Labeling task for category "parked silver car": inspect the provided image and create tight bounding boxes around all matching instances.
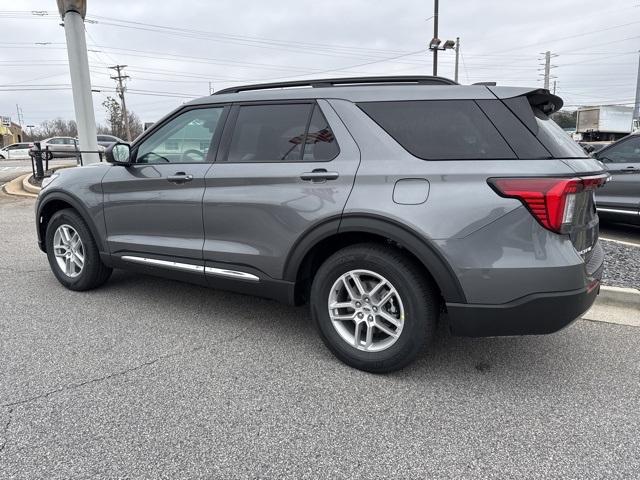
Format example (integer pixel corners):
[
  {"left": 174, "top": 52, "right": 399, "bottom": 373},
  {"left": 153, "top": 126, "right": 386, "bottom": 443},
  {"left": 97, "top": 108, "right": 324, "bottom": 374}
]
[
  {"left": 40, "top": 136, "right": 105, "bottom": 160},
  {"left": 594, "top": 133, "right": 640, "bottom": 224}
]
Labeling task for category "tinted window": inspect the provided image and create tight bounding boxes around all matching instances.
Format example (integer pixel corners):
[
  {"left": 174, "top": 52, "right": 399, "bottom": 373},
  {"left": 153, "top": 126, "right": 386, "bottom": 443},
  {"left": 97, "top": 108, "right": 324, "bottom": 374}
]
[
  {"left": 226, "top": 104, "right": 313, "bottom": 162},
  {"left": 476, "top": 100, "right": 551, "bottom": 159},
  {"left": 136, "top": 107, "right": 224, "bottom": 164},
  {"left": 534, "top": 110, "right": 586, "bottom": 159},
  {"left": 302, "top": 105, "right": 339, "bottom": 161},
  {"left": 359, "top": 100, "right": 515, "bottom": 160},
  {"left": 598, "top": 136, "right": 640, "bottom": 164}
]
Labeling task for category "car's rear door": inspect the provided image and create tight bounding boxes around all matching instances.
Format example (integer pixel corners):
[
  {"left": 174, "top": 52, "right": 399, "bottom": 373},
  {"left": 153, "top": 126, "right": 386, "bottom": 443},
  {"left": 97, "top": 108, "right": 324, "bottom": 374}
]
[
  {"left": 202, "top": 99, "right": 360, "bottom": 284},
  {"left": 596, "top": 135, "right": 640, "bottom": 219},
  {"left": 101, "top": 105, "right": 227, "bottom": 264}
]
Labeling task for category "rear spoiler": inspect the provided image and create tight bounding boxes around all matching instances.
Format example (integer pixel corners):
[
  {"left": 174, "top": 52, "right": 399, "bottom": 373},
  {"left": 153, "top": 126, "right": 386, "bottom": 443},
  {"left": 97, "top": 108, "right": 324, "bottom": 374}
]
[{"left": 488, "top": 86, "right": 563, "bottom": 114}]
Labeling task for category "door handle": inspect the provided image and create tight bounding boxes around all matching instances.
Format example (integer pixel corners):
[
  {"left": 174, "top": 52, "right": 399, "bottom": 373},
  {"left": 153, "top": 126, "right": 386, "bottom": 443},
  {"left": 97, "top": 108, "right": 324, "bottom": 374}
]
[
  {"left": 300, "top": 169, "right": 339, "bottom": 182},
  {"left": 167, "top": 173, "right": 193, "bottom": 184}
]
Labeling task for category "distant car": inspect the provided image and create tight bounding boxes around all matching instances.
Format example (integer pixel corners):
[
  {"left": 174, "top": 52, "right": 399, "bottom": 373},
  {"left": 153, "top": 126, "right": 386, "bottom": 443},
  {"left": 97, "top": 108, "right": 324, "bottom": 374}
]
[
  {"left": 39, "top": 137, "right": 105, "bottom": 160},
  {"left": 40, "top": 137, "right": 80, "bottom": 160},
  {"left": 579, "top": 141, "right": 611, "bottom": 154},
  {"left": 593, "top": 133, "right": 640, "bottom": 224},
  {"left": 97, "top": 134, "right": 123, "bottom": 148},
  {"left": 0, "top": 142, "right": 33, "bottom": 160}
]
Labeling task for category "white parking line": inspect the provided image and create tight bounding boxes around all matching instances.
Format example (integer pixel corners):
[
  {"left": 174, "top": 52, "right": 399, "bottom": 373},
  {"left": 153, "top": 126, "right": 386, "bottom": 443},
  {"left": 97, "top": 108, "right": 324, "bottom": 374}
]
[{"left": 600, "top": 237, "right": 640, "bottom": 248}]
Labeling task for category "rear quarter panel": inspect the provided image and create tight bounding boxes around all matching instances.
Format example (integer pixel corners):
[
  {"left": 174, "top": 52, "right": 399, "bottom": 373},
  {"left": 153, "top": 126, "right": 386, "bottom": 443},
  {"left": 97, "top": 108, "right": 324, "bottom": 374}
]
[{"left": 329, "top": 99, "right": 592, "bottom": 304}]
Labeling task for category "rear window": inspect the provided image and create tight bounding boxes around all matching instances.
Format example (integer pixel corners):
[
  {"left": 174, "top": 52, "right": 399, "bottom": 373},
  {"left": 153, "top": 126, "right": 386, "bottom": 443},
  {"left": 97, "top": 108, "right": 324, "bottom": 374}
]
[
  {"left": 534, "top": 110, "right": 586, "bottom": 158},
  {"left": 358, "top": 100, "right": 515, "bottom": 160}
]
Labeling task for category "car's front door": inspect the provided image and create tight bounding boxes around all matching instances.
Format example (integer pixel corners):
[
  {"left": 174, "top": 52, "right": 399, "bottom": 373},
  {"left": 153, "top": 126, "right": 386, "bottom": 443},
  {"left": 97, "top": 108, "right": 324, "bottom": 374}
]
[
  {"left": 596, "top": 135, "right": 640, "bottom": 219},
  {"left": 202, "top": 99, "right": 360, "bottom": 283},
  {"left": 102, "top": 105, "right": 227, "bottom": 262}
]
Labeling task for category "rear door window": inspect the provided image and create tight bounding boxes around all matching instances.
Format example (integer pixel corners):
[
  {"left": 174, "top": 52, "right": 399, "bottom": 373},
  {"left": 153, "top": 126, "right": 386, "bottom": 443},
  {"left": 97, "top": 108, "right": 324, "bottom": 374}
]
[
  {"left": 226, "top": 104, "right": 313, "bottom": 162},
  {"left": 358, "top": 100, "right": 515, "bottom": 160}
]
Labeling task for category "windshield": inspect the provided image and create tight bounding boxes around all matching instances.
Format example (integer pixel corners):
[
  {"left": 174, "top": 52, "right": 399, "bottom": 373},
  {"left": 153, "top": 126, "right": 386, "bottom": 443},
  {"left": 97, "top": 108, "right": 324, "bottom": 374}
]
[{"left": 534, "top": 110, "right": 587, "bottom": 158}]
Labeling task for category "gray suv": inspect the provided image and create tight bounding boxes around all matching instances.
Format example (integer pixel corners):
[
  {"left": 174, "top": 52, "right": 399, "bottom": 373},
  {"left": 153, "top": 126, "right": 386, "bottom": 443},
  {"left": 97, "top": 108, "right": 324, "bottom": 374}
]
[{"left": 35, "top": 76, "right": 608, "bottom": 372}]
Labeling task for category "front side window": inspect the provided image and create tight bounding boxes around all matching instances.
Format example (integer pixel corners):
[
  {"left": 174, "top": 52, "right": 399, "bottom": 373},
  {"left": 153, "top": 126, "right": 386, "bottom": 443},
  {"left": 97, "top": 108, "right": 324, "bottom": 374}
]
[
  {"left": 136, "top": 107, "right": 224, "bottom": 164},
  {"left": 359, "top": 100, "right": 515, "bottom": 160},
  {"left": 598, "top": 137, "right": 640, "bottom": 164},
  {"left": 226, "top": 104, "right": 312, "bottom": 162}
]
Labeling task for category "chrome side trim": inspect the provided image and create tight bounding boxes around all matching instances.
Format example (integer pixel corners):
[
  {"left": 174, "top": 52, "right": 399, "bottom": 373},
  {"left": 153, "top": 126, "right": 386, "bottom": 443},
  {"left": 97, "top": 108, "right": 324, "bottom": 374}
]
[
  {"left": 121, "top": 256, "right": 204, "bottom": 273},
  {"left": 120, "top": 255, "right": 260, "bottom": 282},
  {"left": 597, "top": 207, "right": 639, "bottom": 216},
  {"left": 205, "top": 266, "right": 259, "bottom": 282}
]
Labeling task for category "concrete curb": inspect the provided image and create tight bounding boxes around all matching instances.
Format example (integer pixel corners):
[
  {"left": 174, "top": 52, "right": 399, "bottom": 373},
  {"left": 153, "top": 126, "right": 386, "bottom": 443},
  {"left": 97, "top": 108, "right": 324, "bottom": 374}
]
[
  {"left": 2, "top": 173, "right": 37, "bottom": 198},
  {"left": 22, "top": 174, "right": 40, "bottom": 194},
  {"left": 583, "top": 286, "right": 640, "bottom": 327},
  {"left": 598, "top": 286, "right": 640, "bottom": 308}
]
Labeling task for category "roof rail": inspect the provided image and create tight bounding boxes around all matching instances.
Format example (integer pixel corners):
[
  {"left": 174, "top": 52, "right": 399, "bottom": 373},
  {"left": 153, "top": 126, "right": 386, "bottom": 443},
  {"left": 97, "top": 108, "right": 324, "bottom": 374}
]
[{"left": 213, "top": 75, "right": 457, "bottom": 95}]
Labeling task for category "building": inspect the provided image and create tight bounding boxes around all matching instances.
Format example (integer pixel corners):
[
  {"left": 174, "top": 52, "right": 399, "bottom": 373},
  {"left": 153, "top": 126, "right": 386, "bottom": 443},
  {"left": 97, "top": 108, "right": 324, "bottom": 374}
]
[{"left": 0, "top": 118, "right": 24, "bottom": 147}]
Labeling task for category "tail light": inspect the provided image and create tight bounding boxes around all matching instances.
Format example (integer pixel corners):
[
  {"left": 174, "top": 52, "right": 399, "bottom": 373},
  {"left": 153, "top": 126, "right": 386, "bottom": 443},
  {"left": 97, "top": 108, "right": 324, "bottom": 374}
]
[{"left": 488, "top": 174, "right": 608, "bottom": 233}]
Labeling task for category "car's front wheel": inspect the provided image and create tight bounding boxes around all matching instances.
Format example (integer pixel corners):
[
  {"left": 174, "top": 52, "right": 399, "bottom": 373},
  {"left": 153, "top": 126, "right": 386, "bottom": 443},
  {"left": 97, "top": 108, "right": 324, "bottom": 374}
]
[
  {"left": 45, "top": 209, "right": 112, "bottom": 291},
  {"left": 310, "top": 243, "right": 439, "bottom": 373}
]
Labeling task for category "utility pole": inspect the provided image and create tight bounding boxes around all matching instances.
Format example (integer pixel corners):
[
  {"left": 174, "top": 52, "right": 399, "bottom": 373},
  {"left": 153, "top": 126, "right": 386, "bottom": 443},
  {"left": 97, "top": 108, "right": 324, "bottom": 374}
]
[
  {"left": 109, "top": 64, "right": 131, "bottom": 141},
  {"left": 553, "top": 80, "right": 557, "bottom": 95},
  {"left": 208, "top": 81, "right": 213, "bottom": 95},
  {"left": 454, "top": 37, "right": 460, "bottom": 83},
  {"left": 57, "top": 0, "right": 100, "bottom": 164},
  {"left": 15, "top": 104, "right": 23, "bottom": 126},
  {"left": 633, "top": 50, "right": 640, "bottom": 126},
  {"left": 432, "top": 0, "right": 439, "bottom": 76},
  {"left": 543, "top": 51, "right": 551, "bottom": 90}
]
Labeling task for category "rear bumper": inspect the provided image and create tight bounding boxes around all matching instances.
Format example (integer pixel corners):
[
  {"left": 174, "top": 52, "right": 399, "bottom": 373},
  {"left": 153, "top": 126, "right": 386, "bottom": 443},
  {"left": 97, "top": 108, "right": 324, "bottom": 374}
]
[{"left": 446, "top": 284, "right": 599, "bottom": 337}]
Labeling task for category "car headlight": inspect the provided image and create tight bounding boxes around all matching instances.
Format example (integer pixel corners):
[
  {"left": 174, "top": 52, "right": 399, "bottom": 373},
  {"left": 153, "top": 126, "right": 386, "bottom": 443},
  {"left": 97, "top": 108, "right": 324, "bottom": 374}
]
[{"left": 41, "top": 173, "right": 59, "bottom": 189}]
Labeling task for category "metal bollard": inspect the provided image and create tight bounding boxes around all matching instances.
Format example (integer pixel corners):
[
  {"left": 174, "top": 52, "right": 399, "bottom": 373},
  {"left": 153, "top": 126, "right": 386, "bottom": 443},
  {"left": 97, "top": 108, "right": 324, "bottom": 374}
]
[{"left": 31, "top": 142, "right": 45, "bottom": 180}]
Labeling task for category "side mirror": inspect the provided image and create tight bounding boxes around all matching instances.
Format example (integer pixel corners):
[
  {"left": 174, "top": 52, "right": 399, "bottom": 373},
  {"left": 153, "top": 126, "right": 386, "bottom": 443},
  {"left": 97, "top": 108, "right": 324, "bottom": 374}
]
[{"left": 106, "top": 142, "right": 131, "bottom": 165}]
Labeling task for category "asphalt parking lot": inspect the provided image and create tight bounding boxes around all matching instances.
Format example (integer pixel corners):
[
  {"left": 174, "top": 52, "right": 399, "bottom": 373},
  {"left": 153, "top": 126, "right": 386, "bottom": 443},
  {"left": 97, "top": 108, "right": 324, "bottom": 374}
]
[{"left": 1, "top": 192, "right": 639, "bottom": 479}]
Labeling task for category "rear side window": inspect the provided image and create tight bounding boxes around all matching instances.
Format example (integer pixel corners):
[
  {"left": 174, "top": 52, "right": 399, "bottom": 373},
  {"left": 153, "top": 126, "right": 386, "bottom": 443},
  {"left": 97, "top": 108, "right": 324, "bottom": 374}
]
[
  {"left": 227, "top": 104, "right": 310, "bottom": 162},
  {"left": 534, "top": 111, "right": 586, "bottom": 158},
  {"left": 502, "top": 96, "right": 586, "bottom": 159},
  {"left": 303, "top": 105, "right": 340, "bottom": 161},
  {"left": 358, "top": 100, "right": 515, "bottom": 160}
]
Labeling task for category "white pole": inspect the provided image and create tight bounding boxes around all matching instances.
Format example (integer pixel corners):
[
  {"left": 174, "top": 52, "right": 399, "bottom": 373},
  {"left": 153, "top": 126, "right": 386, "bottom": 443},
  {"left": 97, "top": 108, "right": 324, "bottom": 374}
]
[{"left": 60, "top": 7, "right": 99, "bottom": 164}]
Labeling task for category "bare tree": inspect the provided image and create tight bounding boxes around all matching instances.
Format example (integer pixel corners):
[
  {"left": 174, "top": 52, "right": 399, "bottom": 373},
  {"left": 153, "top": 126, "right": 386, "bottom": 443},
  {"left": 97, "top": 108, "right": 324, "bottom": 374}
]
[{"left": 102, "top": 96, "right": 143, "bottom": 140}]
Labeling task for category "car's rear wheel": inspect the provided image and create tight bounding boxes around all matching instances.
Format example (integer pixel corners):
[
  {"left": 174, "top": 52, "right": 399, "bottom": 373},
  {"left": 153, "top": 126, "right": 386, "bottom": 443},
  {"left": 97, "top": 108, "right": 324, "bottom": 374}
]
[
  {"left": 45, "top": 209, "right": 112, "bottom": 291},
  {"left": 310, "top": 243, "right": 438, "bottom": 373}
]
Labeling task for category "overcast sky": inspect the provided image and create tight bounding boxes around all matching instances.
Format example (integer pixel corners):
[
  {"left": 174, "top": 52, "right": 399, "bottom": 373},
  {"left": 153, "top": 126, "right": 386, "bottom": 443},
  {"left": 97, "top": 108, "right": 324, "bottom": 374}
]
[{"left": 1, "top": 0, "right": 638, "bottom": 127}]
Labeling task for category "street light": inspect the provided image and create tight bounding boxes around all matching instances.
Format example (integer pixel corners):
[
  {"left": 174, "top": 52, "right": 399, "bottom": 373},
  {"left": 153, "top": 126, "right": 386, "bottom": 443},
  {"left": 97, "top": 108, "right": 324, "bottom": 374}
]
[{"left": 428, "top": 37, "right": 459, "bottom": 81}]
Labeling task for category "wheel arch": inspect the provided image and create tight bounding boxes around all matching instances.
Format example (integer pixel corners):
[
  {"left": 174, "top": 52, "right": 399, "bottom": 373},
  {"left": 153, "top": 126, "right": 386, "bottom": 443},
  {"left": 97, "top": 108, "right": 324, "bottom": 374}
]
[
  {"left": 37, "top": 191, "right": 105, "bottom": 253},
  {"left": 285, "top": 214, "right": 466, "bottom": 305}
]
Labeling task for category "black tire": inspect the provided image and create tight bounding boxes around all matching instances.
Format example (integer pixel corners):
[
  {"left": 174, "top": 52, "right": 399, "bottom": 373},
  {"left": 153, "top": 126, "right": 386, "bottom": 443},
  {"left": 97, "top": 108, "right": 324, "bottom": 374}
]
[
  {"left": 310, "top": 243, "right": 439, "bottom": 373},
  {"left": 45, "top": 208, "right": 112, "bottom": 291}
]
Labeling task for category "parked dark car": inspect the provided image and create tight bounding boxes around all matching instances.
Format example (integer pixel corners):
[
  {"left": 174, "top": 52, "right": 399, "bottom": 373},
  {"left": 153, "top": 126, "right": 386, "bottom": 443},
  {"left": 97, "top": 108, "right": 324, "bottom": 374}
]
[
  {"left": 97, "top": 134, "right": 123, "bottom": 148},
  {"left": 593, "top": 133, "right": 640, "bottom": 225},
  {"left": 35, "top": 76, "right": 608, "bottom": 372}
]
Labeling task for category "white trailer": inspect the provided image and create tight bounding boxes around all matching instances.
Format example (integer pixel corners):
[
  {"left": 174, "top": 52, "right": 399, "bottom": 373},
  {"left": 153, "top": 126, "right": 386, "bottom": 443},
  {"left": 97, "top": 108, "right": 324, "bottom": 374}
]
[{"left": 575, "top": 106, "right": 634, "bottom": 142}]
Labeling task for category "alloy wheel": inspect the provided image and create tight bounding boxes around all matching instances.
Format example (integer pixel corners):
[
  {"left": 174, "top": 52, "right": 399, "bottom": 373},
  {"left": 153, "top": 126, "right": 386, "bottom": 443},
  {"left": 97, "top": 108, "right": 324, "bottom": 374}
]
[
  {"left": 53, "top": 224, "right": 85, "bottom": 278},
  {"left": 328, "top": 269, "right": 405, "bottom": 352}
]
